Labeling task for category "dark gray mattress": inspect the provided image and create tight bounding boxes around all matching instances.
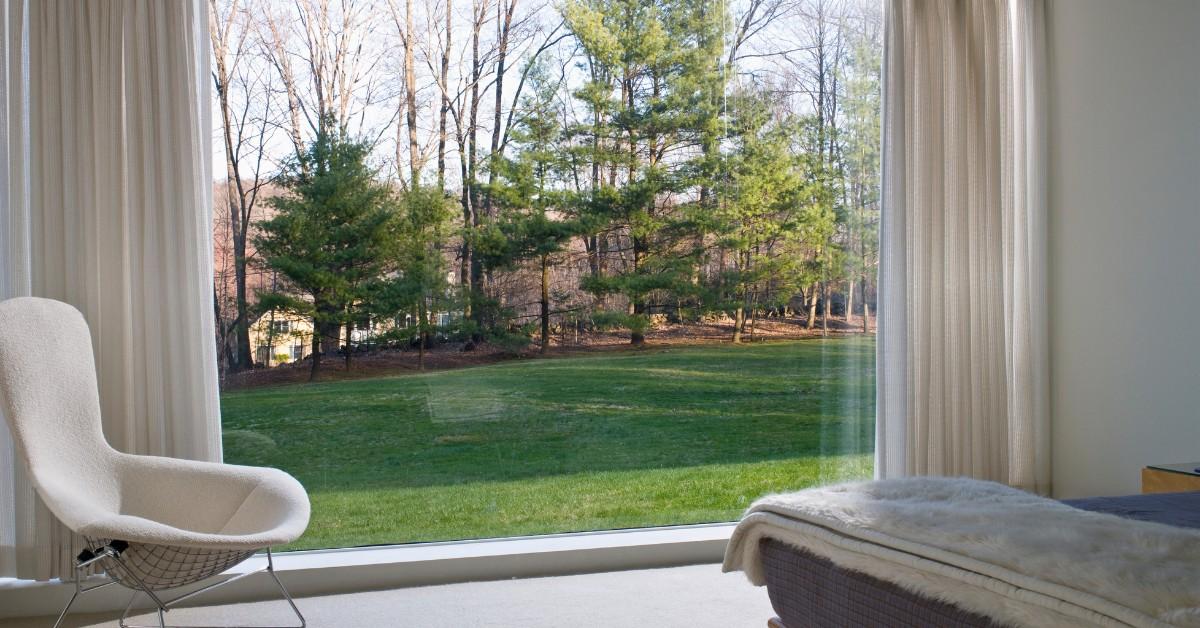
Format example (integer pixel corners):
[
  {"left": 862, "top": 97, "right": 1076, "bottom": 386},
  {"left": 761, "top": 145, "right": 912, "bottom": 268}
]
[
  {"left": 1061, "top": 490, "right": 1200, "bottom": 529},
  {"left": 761, "top": 490, "right": 1200, "bottom": 628}
]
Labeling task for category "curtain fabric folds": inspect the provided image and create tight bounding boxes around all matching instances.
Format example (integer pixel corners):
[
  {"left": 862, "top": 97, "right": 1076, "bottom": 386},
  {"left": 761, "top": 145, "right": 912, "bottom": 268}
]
[
  {"left": 876, "top": 0, "right": 1049, "bottom": 493},
  {"left": 0, "top": 0, "right": 219, "bottom": 581}
]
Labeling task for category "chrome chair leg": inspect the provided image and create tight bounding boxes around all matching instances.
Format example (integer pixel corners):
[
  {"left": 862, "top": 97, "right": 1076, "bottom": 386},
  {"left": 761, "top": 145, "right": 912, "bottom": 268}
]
[
  {"left": 266, "top": 549, "right": 306, "bottom": 628},
  {"left": 117, "top": 589, "right": 167, "bottom": 628},
  {"left": 51, "top": 581, "right": 81, "bottom": 628},
  {"left": 114, "top": 548, "right": 304, "bottom": 628},
  {"left": 54, "top": 560, "right": 120, "bottom": 628},
  {"left": 58, "top": 547, "right": 304, "bottom": 628}
]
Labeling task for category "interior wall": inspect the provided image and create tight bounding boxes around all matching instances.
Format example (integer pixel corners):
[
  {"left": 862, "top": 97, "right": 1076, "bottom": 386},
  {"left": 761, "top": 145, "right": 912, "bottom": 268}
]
[{"left": 1047, "top": 0, "right": 1200, "bottom": 497}]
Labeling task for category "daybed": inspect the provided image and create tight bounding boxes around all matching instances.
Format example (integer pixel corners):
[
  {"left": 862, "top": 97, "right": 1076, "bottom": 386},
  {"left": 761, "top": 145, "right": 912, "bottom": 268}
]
[{"left": 725, "top": 478, "right": 1200, "bottom": 628}]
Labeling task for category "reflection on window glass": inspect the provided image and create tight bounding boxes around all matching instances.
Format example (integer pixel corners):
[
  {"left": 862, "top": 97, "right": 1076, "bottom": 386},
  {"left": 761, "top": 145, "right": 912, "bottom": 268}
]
[{"left": 211, "top": 0, "right": 881, "bottom": 550}]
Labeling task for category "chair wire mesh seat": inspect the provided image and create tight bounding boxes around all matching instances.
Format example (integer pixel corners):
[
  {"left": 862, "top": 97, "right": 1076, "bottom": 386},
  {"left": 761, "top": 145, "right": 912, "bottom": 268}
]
[
  {"left": 0, "top": 297, "right": 311, "bottom": 628},
  {"left": 83, "top": 538, "right": 257, "bottom": 591}
]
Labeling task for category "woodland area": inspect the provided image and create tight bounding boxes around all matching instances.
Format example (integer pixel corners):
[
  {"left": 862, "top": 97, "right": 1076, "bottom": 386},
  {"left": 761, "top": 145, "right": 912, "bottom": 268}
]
[{"left": 209, "top": 0, "right": 882, "bottom": 380}]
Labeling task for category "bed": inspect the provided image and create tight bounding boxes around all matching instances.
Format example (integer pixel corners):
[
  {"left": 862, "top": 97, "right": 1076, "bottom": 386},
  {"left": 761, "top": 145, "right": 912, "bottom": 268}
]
[{"left": 724, "top": 479, "right": 1200, "bottom": 628}]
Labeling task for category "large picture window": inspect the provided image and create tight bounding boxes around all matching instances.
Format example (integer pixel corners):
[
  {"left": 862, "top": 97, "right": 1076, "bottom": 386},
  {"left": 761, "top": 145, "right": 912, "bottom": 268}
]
[{"left": 210, "top": 0, "right": 881, "bottom": 550}]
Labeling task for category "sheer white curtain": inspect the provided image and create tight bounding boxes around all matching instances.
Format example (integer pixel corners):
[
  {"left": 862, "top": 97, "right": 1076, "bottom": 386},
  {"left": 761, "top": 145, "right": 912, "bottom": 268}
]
[
  {"left": 0, "top": 0, "right": 219, "bottom": 581},
  {"left": 876, "top": 0, "right": 1049, "bottom": 493}
]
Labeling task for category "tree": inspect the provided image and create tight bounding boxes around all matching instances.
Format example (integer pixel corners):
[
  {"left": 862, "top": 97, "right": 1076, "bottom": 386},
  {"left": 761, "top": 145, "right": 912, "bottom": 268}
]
[
  {"left": 212, "top": 0, "right": 884, "bottom": 357},
  {"left": 255, "top": 127, "right": 399, "bottom": 381},
  {"left": 477, "top": 62, "right": 581, "bottom": 353},
  {"left": 464, "top": 0, "right": 491, "bottom": 323},
  {"left": 841, "top": 10, "right": 881, "bottom": 332},
  {"left": 210, "top": 0, "right": 277, "bottom": 372},
  {"left": 714, "top": 88, "right": 802, "bottom": 343},
  {"left": 374, "top": 187, "right": 455, "bottom": 370},
  {"left": 792, "top": 116, "right": 841, "bottom": 331},
  {"left": 261, "top": 0, "right": 387, "bottom": 143},
  {"left": 564, "top": 0, "right": 726, "bottom": 345},
  {"left": 436, "top": 0, "right": 452, "bottom": 191},
  {"left": 388, "top": 0, "right": 425, "bottom": 188}
]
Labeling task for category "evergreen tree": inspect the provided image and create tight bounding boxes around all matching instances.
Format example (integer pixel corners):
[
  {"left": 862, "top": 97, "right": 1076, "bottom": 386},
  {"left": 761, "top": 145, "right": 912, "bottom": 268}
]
[
  {"left": 370, "top": 187, "right": 455, "bottom": 370},
  {"left": 714, "top": 88, "right": 803, "bottom": 342},
  {"left": 564, "top": 0, "right": 728, "bottom": 345},
  {"left": 255, "top": 127, "right": 398, "bottom": 381},
  {"left": 478, "top": 62, "right": 582, "bottom": 354},
  {"left": 793, "top": 116, "right": 842, "bottom": 331},
  {"left": 842, "top": 21, "right": 882, "bottom": 331}
]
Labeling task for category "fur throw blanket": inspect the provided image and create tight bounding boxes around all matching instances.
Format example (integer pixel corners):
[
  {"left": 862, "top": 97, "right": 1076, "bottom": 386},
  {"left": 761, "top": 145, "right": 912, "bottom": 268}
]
[{"left": 723, "top": 477, "right": 1200, "bottom": 627}]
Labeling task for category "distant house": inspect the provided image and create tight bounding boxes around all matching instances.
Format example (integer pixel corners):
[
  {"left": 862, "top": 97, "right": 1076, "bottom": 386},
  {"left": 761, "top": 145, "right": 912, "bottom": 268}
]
[
  {"left": 248, "top": 312, "right": 314, "bottom": 368},
  {"left": 248, "top": 272, "right": 463, "bottom": 368},
  {"left": 249, "top": 304, "right": 462, "bottom": 369}
]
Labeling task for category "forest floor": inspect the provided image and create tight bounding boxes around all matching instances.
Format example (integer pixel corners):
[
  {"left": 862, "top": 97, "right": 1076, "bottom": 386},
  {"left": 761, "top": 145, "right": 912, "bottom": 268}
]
[
  {"left": 220, "top": 337, "right": 876, "bottom": 550},
  {"left": 222, "top": 314, "right": 875, "bottom": 390}
]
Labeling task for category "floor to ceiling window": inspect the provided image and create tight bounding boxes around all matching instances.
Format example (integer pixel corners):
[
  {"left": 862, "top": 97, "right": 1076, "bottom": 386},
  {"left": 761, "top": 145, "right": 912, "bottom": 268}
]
[{"left": 210, "top": 0, "right": 881, "bottom": 550}]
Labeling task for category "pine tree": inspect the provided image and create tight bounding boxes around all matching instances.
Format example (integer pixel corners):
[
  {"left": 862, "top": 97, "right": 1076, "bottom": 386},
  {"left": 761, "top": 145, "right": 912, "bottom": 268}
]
[
  {"left": 714, "top": 88, "right": 803, "bottom": 342},
  {"left": 793, "top": 117, "right": 842, "bottom": 332},
  {"left": 842, "top": 21, "right": 882, "bottom": 331},
  {"left": 255, "top": 127, "right": 398, "bottom": 381},
  {"left": 478, "top": 62, "right": 583, "bottom": 354},
  {"left": 369, "top": 187, "right": 455, "bottom": 370},
  {"left": 565, "top": 0, "right": 728, "bottom": 345}
]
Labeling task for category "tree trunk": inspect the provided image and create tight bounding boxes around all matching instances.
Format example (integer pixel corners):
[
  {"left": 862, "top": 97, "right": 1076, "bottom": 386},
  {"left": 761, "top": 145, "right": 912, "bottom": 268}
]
[
  {"left": 262, "top": 12, "right": 306, "bottom": 160},
  {"left": 479, "top": 1, "right": 516, "bottom": 305},
  {"left": 265, "top": 309, "right": 278, "bottom": 368},
  {"left": 309, "top": 319, "right": 333, "bottom": 382},
  {"left": 749, "top": 291, "right": 761, "bottom": 340},
  {"left": 417, "top": 301, "right": 427, "bottom": 371},
  {"left": 213, "top": 289, "right": 230, "bottom": 374},
  {"left": 597, "top": 232, "right": 608, "bottom": 279},
  {"left": 806, "top": 286, "right": 818, "bottom": 330},
  {"left": 467, "top": 0, "right": 484, "bottom": 329},
  {"left": 458, "top": 126, "right": 473, "bottom": 321},
  {"left": 862, "top": 277, "right": 871, "bottom": 333},
  {"left": 585, "top": 235, "right": 599, "bottom": 277},
  {"left": 630, "top": 235, "right": 645, "bottom": 346},
  {"left": 845, "top": 279, "right": 854, "bottom": 323},
  {"left": 822, "top": 282, "right": 830, "bottom": 336},
  {"left": 405, "top": 0, "right": 420, "bottom": 187},
  {"left": 437, "top": 0, "right": 451, "bottom": 191},
  {"left": 212, "top": 25, "right": 254, "bottom": 372},
  {"left": 485, "top": 0, "right": 516, "bottom": 210},
  {"left": 459, "top": 228, "right": 472, "bottom": 321},
  {"left": 732, "top": 305, "right": 745, "bottom": 343},
  {"left": 539, "top": 254, "right": 550, "bottom": 354},
  {"left": 630, "top": 312, "right": 645, "bottom": 346},
  {"left": 344, "top": 319, "right": 353, "bottom": 371},
  {"left": 232, "top": 222, "right": 252, "bottom": 370},
  {"left": 586, "top": 63, "right": 603, "bottom": 283}
]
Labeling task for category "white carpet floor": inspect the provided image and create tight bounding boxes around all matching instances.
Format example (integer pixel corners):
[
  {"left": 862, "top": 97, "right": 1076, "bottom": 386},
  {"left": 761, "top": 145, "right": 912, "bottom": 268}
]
[{"left": 0, "top": 564, "right": 773, "bottom": 628}]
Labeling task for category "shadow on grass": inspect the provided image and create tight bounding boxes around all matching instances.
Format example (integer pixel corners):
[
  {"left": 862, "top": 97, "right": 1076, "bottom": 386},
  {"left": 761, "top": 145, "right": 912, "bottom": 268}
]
[{"left": 285, "top": 454, "right": 874, "bottom": 550}]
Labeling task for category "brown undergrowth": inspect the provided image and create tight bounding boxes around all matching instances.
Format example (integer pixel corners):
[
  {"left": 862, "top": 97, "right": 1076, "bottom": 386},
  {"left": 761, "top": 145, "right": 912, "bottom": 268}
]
[{"left": 220, "top": 314, "right": 876, "bottom": 390}]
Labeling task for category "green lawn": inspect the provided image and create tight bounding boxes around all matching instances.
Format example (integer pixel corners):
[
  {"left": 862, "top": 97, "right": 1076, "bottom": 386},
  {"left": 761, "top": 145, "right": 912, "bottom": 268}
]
[{"left": 221, "top": 337, "right": 876, "bottom": 550}]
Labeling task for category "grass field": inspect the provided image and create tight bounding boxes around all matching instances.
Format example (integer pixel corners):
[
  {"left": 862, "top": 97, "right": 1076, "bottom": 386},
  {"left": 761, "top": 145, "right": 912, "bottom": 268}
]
[{"left": 220, "top": 337, "right": 876, "bottom": 550}]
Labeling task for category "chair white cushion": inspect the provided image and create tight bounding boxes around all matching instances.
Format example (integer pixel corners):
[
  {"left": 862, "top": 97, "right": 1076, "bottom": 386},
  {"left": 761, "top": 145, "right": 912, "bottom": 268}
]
[{"left": 0, "top": 297, "right": 310, "bottom": 550}]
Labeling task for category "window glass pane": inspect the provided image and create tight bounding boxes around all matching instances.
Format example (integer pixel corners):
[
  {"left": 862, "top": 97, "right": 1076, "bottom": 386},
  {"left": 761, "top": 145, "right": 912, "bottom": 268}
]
[{"left": 211, "top": 0, "right": 881, "bottom": 551}]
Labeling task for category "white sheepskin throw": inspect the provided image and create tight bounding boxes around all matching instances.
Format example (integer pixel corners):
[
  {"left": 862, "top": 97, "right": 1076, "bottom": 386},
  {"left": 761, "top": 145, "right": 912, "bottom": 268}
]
[{"left": 724, "top": 477, "right": 1200, "bottom": 628}]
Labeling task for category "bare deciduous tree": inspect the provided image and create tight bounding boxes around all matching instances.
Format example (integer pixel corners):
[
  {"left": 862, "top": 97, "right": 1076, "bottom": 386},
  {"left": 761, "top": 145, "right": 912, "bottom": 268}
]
[{"left": 210, "top": 0, "right": 278, "bottom": 371}]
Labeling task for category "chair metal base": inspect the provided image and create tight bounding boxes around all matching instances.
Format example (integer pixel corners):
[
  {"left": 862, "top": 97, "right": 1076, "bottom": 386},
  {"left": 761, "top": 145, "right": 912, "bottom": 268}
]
[{"left": 53, "top": 548, "right": 305, "bottom": 628}]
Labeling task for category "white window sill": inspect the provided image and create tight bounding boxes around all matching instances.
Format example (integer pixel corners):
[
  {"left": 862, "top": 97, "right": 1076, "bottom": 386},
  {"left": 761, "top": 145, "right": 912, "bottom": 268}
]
[{"left": 0, "top": 523, "right": 735, "bottom": 619}]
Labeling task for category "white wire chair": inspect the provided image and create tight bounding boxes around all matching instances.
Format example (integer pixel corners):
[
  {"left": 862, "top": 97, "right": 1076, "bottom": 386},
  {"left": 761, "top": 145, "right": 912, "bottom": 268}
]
[{"left": 0, "top": 297, "right": 310, "bottom": 628}]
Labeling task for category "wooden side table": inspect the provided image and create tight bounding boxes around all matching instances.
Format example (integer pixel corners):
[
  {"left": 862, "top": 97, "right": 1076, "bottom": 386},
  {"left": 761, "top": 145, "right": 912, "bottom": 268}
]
[{"left": 1142, "top": 462, "right": 1200, "bottom": 494}]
